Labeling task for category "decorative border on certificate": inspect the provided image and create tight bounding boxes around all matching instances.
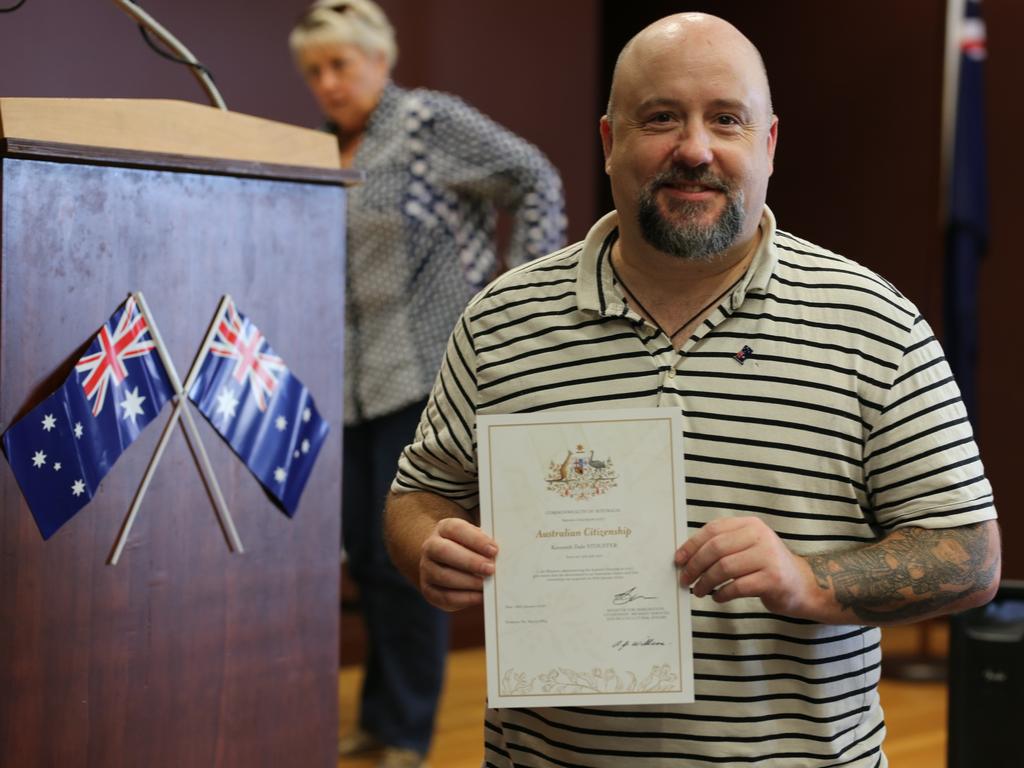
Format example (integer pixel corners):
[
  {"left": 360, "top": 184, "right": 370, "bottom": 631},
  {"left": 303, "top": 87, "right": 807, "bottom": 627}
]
[{"left": 478, "top": 408, "right": 694, "bottom": 709}]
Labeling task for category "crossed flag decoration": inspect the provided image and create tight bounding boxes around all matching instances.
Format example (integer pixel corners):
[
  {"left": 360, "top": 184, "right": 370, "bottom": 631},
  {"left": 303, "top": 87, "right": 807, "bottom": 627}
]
[{"left": 1, "top": 293, "right": 329, "bottom": 563}]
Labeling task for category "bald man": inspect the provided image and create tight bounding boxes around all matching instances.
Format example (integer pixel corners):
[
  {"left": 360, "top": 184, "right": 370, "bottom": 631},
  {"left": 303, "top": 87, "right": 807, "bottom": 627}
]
[{"left": 385, "top": 14, "right": 999, "bottom": 767}]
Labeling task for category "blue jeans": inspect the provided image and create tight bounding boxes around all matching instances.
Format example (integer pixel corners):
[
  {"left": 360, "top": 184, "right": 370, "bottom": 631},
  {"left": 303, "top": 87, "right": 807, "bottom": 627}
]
[{"left": 343, "top": 399, "right": 449, "bottom": 753}]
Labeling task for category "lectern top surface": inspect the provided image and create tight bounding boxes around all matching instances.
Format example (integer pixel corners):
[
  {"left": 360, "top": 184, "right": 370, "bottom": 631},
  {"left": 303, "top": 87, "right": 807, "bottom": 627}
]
[{"left": 0, "top": 97, "right": 341, "bottom": 171}]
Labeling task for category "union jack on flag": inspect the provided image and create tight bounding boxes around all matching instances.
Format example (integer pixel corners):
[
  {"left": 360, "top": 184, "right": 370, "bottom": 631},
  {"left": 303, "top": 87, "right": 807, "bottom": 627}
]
[
  {"left": 74, "top": 296, "right": 158, "bottom": 416},
  {"left": 207, "top": 301, "right": 286, "bottom": 412},
  {"left": 2, "top": 296, "right": 174, "bottom": 539},
  {"left": 188, "top": 298, "right": 329, "bottom": 517}
]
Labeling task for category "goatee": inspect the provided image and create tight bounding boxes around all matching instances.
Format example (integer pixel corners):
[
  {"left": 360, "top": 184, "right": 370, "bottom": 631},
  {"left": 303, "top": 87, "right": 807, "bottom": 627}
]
[{"left": 637, "top": 168, "right": 744, "bottom": 261}]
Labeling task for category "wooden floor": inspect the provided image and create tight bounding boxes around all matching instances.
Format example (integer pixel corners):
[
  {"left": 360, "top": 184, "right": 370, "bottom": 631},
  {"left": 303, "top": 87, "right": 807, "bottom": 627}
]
[
  {"left": 338, "top": 647, "right": 487, "bottom": 768},
  {"left": 338, "top": 642, "right": 948, "bottom": 768}
]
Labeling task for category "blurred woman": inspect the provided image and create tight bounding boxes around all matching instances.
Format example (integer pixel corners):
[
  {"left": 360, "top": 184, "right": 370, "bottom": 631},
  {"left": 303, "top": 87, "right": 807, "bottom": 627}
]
[{"left": 289, "top": 3, "right": 566, "bottom": 766}]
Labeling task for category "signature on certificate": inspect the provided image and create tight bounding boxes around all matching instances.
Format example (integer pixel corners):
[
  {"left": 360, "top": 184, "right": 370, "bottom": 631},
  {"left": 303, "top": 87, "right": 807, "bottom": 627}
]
[
  {"left": 612, "top": 636, "right": 667, "bottom": 651},
  {"left": 612, "top": 586, "right": 657, "bottom": 605}
]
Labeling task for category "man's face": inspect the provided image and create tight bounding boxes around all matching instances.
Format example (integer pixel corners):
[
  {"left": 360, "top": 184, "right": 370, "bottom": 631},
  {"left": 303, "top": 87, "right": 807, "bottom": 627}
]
[
  {"left": 299, "top": 42, "right": 389, "bottom": 134},
  {"left": 600, "top": 31, "right": 778, "bottom": 260}
]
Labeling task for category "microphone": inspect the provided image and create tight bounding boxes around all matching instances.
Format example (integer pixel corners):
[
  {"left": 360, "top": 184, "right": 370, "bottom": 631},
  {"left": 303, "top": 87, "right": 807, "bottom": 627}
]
[{"left": 111, "top": 0, "right": 227, "bottom": 110}]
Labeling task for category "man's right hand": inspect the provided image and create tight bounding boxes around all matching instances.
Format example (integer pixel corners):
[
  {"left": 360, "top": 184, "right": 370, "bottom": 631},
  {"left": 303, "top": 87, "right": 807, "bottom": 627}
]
[{"left": 419, "top": 517, "right": 498, "bottom": 612}]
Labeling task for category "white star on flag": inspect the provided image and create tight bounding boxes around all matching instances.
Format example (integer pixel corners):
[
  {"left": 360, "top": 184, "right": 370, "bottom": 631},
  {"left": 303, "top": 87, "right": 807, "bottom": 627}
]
[
  {"left": 273, "top": 467, "right": 286, "bottom": 483},
  {"left": 302, "top": 408, "right": 311, "bottom": 423},
  {"left": 275, "top": 416, "right": 287, "bottom": 431},
  {"left": 42, "top": 414, "right": 56, "bottom": 432},
  {"left": 301, "top": 439, "right": 310, "bottom": 454},
  {"left": 120, "top": 386, "right": 147, "bottom": 422},
  {"left": 215, "top": 387, "right": 239, "bottom": 423},
  {"left": 74, "top": 422, "right": 83, "bottom": 439},
  {"left": 71, "top": 479, "right": 86, "bottom": 497},
  {"left": 53, "top": 462, "right": 62, "bottom": 472},
  {"left": 32, "top": 450, "right": 47, "bottom": 468}
]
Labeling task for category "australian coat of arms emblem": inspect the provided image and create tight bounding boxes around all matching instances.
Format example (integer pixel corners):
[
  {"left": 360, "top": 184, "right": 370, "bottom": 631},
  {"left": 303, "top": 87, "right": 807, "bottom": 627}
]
[{"left": 545, "top": 443, "right": 618, "bottom": 501}]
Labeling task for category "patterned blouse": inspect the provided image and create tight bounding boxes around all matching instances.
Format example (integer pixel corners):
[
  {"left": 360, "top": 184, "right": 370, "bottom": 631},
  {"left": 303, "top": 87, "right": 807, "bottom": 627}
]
[{"left": 341, "top": 82, "right": 567, "bottom": 424}]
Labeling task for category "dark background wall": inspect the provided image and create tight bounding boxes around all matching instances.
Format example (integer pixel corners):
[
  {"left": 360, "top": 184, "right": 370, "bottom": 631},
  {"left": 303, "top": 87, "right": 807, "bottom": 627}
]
[
  {"left": 1, "top": 0, "right": 1018, "bottom": 577},
  {"left": 0, "top": 0, "right": 599, "bottom": 242}
]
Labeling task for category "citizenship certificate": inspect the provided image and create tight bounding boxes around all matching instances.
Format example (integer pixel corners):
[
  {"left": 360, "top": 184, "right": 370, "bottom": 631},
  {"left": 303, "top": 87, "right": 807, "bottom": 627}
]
[{"left": 478, "top": 408, "right": 694, "bottom": 709}]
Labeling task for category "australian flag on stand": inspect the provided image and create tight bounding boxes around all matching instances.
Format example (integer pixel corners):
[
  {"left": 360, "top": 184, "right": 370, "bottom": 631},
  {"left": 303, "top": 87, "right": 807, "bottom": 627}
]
[
  {"left": 944, "top": 0, "right": 989, "bottom": 425},
  {"left": 2, "top": 296, "right": 174, "bottom": 539},
  {"left": 187, "top": 299, "right": 329, "bottom": 516}
]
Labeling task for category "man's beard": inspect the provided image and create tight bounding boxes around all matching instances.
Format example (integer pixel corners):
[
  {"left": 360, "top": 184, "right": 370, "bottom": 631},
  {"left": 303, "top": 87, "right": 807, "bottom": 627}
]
[{"left": 637, "top": 168, "right": 745, "bottom": 261}]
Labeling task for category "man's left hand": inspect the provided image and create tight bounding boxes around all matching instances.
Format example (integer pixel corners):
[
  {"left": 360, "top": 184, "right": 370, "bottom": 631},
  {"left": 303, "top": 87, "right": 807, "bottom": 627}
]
[{"left": 674, "top": 516, "right": 817, "bottom": 618}]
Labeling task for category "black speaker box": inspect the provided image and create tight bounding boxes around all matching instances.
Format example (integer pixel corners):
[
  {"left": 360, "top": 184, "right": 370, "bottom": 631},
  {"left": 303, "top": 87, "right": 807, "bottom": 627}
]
[{"left": 948, "top": 579, "right": 1024, "bottom": 767}]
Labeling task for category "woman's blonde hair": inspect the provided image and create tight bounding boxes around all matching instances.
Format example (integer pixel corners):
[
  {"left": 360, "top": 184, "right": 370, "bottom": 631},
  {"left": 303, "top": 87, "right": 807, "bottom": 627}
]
[{"left": 289, "top": 0, "right": 398, "bottom": 69}]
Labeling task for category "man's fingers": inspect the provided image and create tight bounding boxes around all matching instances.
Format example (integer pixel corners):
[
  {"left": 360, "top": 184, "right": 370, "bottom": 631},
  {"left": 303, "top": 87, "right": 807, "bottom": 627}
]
[
  {"left": 709, "top": 571, "right": 779, "bottom": 604},
  {"left": 422, "top": 560, "right": 487, "bottom": 592},
  {"left": 425, "top": 532, "right": 495, "bottom": 577},
  {"left": 418, "top": 516, "right": 499, "bottom": 612},
  {"left": 422, "top": 585, "right": 484, "bottom": 612},
  {"left": 437, "top": 516, "right": 498, "bottom": 558},
  {"left": 675, "top": 516, "right": 748, "bottom": 565},
  {"left": 678, "top": 527, "right": 757, "bottom": 588},
  {"left": 689, "top": 552, "right": 750, "bottom": 597}
]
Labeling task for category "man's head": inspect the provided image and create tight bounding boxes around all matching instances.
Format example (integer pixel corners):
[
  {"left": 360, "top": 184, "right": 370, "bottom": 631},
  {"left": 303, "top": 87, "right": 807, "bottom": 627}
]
[{"left": 600, "top": 14, "right": 778, "bottom": 262}]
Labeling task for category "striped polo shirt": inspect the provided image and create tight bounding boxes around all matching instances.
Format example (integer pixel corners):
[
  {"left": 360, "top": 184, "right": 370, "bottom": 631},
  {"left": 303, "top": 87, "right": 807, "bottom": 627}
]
[{"left": 394, "top": 207, "right": 996, "bottom": 767}]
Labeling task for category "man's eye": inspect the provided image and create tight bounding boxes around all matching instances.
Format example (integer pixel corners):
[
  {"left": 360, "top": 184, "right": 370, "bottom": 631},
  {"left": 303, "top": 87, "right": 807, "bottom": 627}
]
[
  {"left": 715, "top": 115, "right": 740, "bottom": 126},
  {"left": 648, "top": 112, "right": 675, "bottom": 124}
]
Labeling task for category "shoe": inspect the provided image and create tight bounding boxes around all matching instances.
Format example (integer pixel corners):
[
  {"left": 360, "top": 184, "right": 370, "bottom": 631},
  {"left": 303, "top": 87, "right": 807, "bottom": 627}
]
[
  {"left": 338, "top": 727, "right": 382, "bottom": 757},
  {"left": 377, "top": 746, "right": 428, "bottom": 768}
]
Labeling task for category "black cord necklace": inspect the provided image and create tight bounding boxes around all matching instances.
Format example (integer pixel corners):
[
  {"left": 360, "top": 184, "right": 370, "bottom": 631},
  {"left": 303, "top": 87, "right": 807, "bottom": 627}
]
[{"left": 612, "top": 262, "right": 744, "bottom": 340}]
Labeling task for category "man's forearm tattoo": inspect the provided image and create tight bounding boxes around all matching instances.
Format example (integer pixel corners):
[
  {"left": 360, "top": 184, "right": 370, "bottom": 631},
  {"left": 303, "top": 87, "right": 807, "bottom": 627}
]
[{"left": 806, "top": 523, "right": 998, "bottom": 623}]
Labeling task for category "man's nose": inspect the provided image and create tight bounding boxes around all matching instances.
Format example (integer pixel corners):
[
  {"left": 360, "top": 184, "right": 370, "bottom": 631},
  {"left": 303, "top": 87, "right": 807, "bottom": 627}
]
[{"left": 671, "top": 124, "right": 714, "bottom": 168}]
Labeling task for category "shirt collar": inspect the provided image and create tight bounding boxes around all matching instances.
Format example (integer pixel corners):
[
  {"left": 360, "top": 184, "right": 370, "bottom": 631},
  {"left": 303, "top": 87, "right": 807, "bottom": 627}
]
[
  {"left": 577, "top": 206, "right": 780, "bottom": 317},
  {"left": 363, "top": 80, "right": 400, "bottom": 134},
  {"left": 325, "top": 81, "right": 401, "bottom": 137}
]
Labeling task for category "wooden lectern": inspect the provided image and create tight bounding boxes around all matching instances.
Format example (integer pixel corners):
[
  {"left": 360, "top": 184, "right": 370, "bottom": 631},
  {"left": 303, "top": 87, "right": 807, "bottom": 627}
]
[{"left": 0, "top": 99, "right": 358, "bottom": 768}]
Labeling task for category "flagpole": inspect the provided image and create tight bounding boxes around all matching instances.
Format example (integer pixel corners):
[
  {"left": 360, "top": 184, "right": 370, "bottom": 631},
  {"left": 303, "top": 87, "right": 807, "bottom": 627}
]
[
  {"left": 109, "top": 293, "right": 242, "bottom": 564},
  {"left": 141, "top": 292, "right": 241, "bottom": 548},
  {"left": 940, "top": 0, "right": 966, "bottom": 226},
  {"left": 161, "top": 295, "right": 243, "bottom": 552}
]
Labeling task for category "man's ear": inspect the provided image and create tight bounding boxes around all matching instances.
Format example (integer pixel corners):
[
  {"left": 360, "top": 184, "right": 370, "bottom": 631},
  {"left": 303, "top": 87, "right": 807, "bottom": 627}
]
[
  {"left": 766, "top": 115, "right": 779, "bottom": 176},
  {"left": 599, "top": 115, "right": 614, "bottom": 174}
]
